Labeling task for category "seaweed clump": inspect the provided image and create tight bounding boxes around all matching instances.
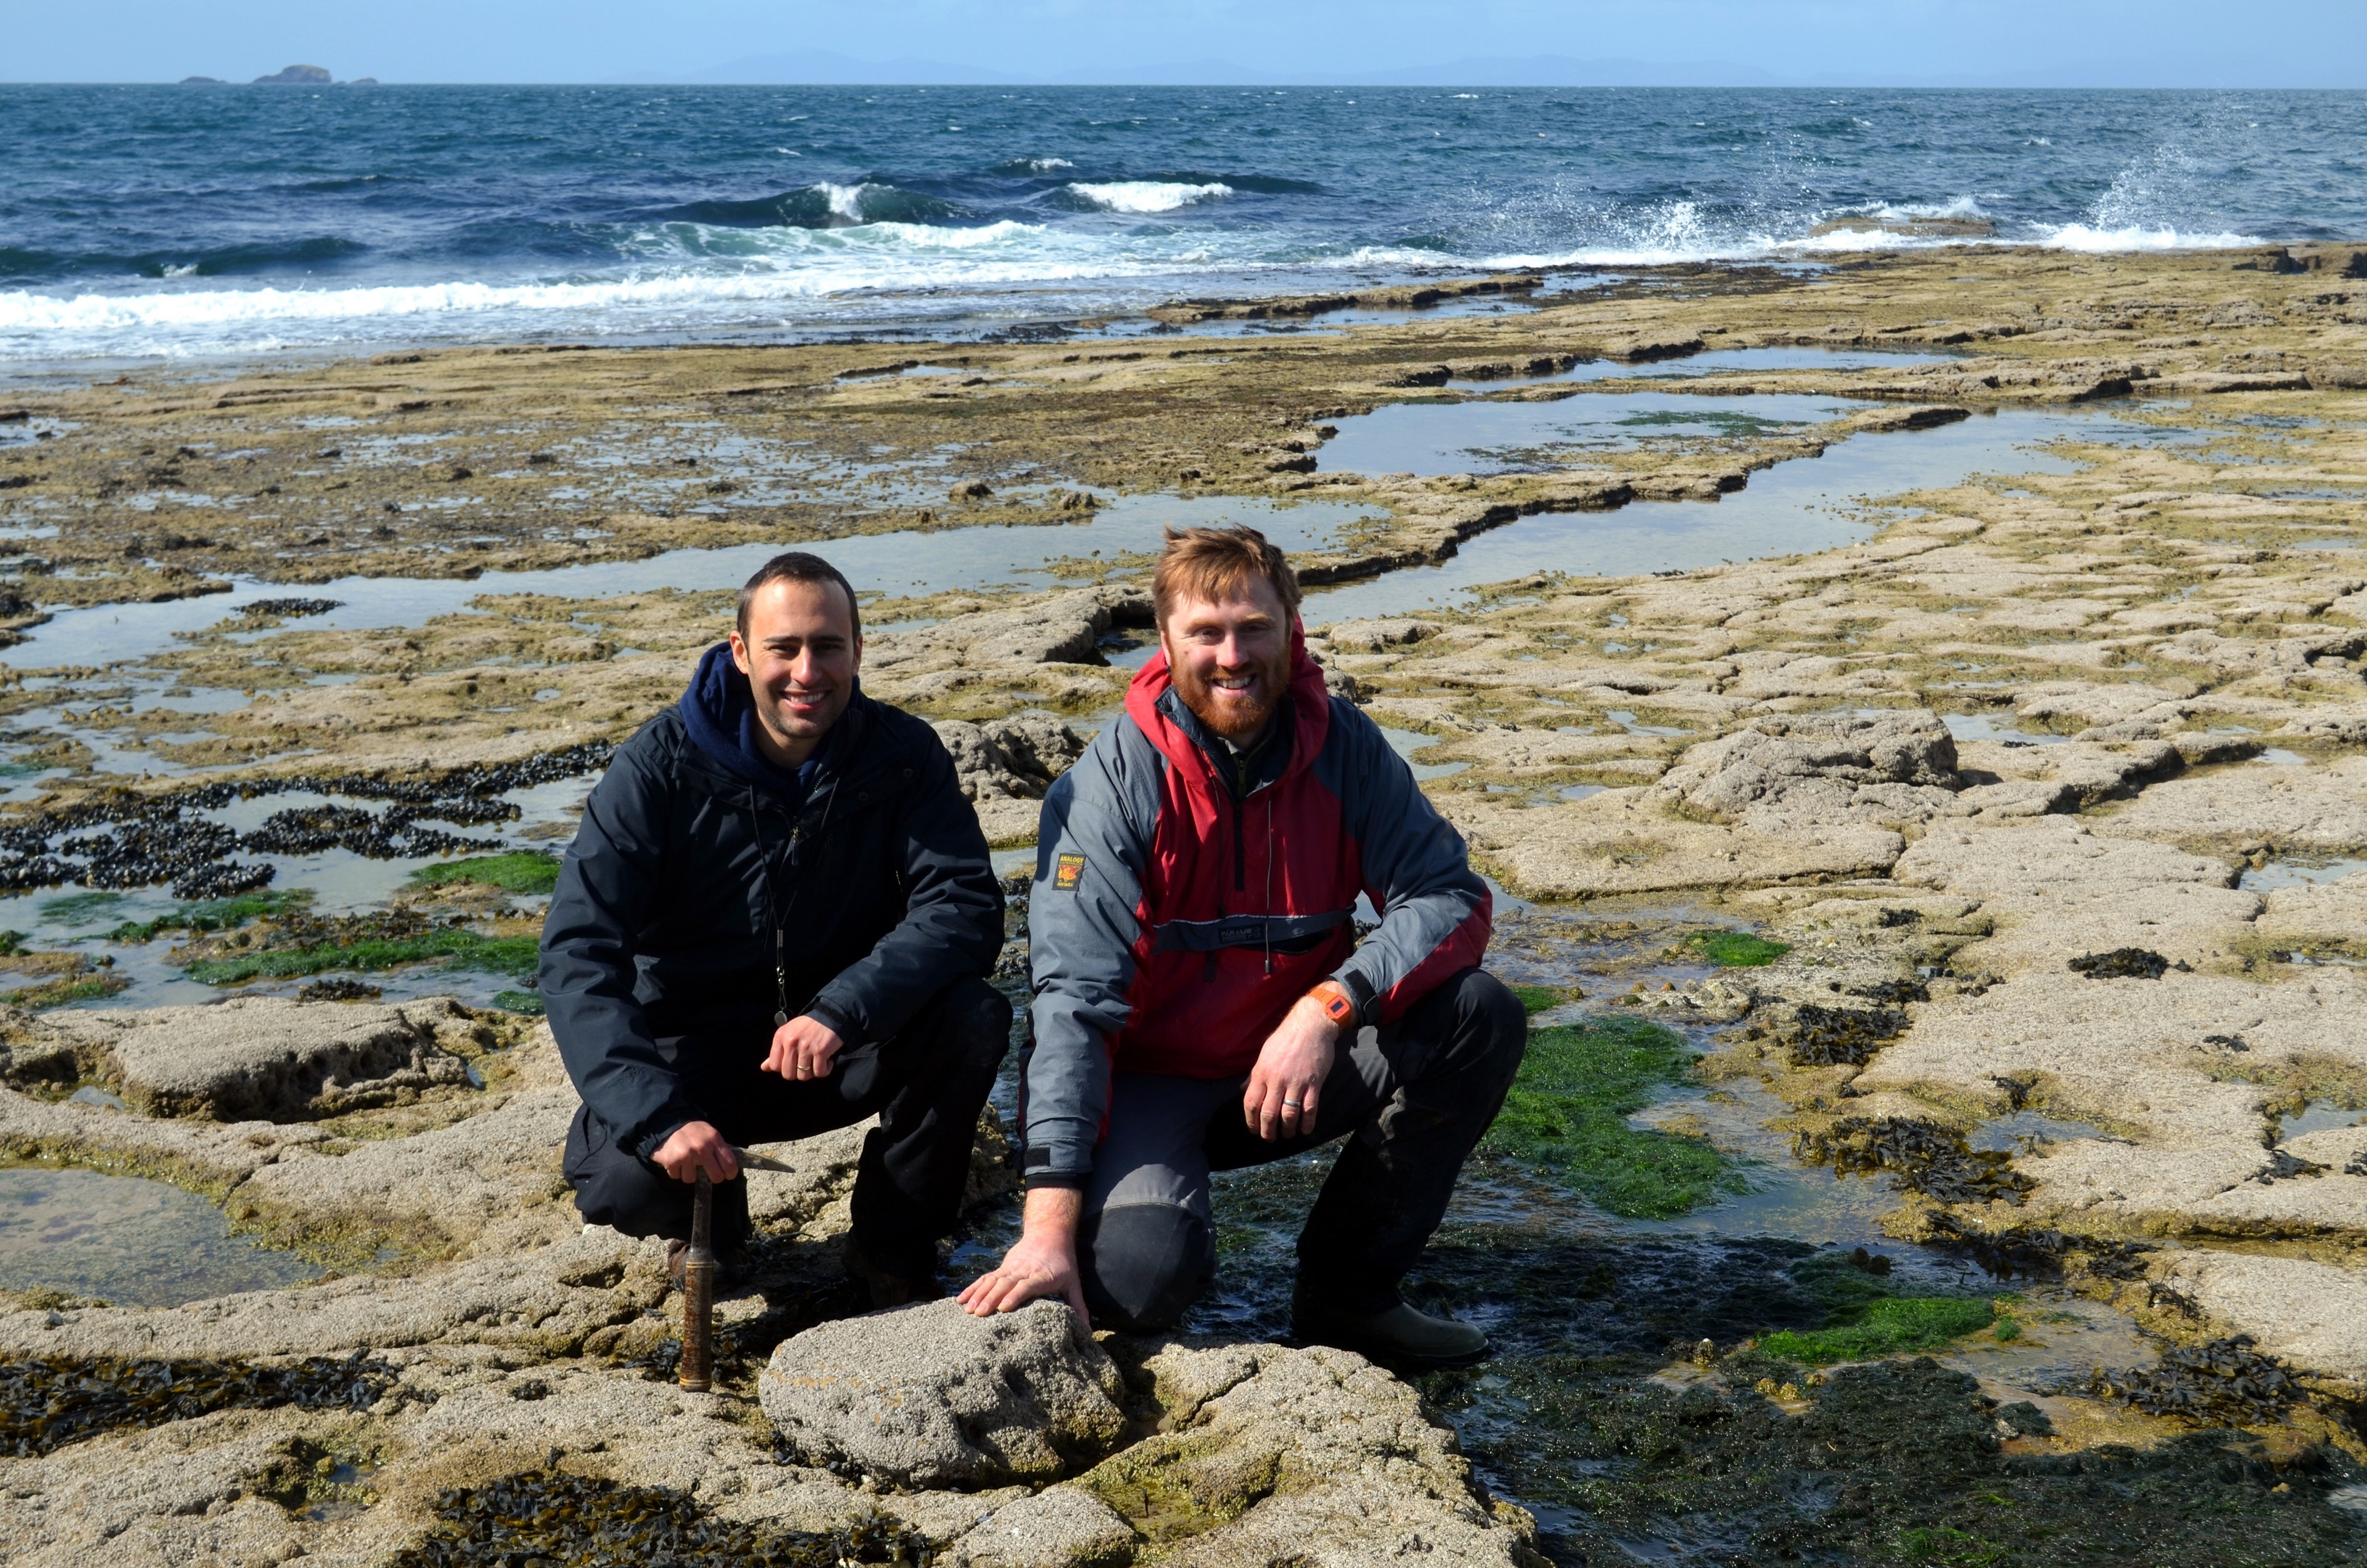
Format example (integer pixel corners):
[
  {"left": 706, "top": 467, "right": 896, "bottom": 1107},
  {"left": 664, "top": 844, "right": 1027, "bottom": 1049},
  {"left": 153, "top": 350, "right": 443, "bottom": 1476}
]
[
  {"left": 0, "top": 741, "right": 613, "bottom": 896},
  {"left": 1453, "top": 1355, "right": 2367, "bottom": 1565},
  {"left": 0, "top": 1350, "right": 393, "bottom": 1457},
  {"left": 1798, "top": 1116, "right": 2037, "bottom": 1206},
  {"left": 2088, "top": 1336, "right": 2311, "bottom": 1428},
  {"left": 391, "top": 1470, "right": 923, "bottom": 1568},
  {"left": 2070, "top": 947, "right": 2172, "bottom": 980},
  {"left": 1778, "top": 1002, "right": 1906, "bottom": 1067}
]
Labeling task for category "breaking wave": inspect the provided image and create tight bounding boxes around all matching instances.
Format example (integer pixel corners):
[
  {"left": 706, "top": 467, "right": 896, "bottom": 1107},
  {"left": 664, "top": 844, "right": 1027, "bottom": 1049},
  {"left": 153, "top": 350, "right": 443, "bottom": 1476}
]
[{"left": 1066, "top": 181, "right": 1233, "bottom": 214}]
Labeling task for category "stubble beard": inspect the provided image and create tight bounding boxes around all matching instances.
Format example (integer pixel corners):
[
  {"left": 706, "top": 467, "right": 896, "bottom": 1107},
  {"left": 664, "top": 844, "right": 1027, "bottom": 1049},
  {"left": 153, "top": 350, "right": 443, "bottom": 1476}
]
[{"left": 759, "top": 680, "right": 847, "bottom": 748}]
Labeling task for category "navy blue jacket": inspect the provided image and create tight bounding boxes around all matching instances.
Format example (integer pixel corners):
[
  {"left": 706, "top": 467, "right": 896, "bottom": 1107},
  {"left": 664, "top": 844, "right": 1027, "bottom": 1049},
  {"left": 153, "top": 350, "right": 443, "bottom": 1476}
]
[{"left": 539, "top": 645, "right": 1004, "bottom": 1157}]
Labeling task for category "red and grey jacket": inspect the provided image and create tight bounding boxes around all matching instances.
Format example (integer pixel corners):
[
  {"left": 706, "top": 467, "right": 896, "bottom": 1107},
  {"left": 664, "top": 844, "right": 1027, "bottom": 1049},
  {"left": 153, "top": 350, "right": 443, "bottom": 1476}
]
[{"left": 1021, "top": 628, "right": 1493, "bottom": 1186}]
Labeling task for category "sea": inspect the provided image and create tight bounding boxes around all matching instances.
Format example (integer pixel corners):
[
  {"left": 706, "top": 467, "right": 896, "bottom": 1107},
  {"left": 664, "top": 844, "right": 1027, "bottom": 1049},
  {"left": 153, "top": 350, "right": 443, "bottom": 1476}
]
[{"left": 1, "top": 83, "right": 2363, "bottom": 367}]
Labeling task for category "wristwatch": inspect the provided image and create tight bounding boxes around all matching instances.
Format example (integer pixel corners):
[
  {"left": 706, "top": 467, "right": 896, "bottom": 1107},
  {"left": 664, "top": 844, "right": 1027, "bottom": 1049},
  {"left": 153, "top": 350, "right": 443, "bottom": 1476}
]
[{"left": 1308, "top": 979, "right": 1355, "bottom": 1027}]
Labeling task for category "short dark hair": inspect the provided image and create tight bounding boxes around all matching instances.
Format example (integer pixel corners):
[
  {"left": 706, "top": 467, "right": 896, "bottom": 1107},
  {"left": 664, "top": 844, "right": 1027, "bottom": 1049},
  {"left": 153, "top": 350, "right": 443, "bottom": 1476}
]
[{"left": 737, "top": 551, "right": 861, "bottom": 640}]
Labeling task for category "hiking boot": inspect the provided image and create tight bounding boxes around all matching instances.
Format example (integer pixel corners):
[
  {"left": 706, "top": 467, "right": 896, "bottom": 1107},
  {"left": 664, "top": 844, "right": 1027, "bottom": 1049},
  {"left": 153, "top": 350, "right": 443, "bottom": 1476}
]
[
  {"left": 844, "top": 1238, "right": 945, "bottom": 1311},
  {"left": 1292, "top": 1282, "right": 1489, "bottom": 1368},
  {"left": 666, "top": 1238, "right": 753, "bottom": 1291}
]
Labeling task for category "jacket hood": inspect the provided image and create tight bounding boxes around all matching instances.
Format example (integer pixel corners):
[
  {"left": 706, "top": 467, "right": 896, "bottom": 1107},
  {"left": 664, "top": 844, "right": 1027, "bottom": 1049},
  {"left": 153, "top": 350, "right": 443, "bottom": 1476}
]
[
  {"left": 679, "top": 641, "right": 849, "bottom": 793},
  {"left": 1125, "top": 620, "right": 1331, "bottom": 795}
]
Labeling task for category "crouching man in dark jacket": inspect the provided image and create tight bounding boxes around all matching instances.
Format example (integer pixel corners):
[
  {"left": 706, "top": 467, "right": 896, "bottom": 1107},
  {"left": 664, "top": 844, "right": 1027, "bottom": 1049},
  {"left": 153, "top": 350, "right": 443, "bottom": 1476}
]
[{"left": 539, "top": 551, "right": 1010, "bottom": 1303}]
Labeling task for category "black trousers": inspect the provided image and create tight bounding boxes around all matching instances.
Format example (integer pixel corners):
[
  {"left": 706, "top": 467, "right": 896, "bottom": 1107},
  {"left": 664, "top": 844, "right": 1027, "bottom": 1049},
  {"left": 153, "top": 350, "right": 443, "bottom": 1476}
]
[
  {"left": 1074, "top": 966, "right": 1526, "bottom": 1331},
  {"left": 563, "top": 974, "right": 1011, "bottom": 1280}
]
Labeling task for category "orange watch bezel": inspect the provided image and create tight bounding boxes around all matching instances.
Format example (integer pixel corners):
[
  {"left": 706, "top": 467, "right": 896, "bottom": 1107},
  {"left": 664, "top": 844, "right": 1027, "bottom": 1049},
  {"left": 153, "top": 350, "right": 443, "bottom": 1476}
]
[{"left": 1311, "top": 981, "right": 1354, "bottom": 1025}]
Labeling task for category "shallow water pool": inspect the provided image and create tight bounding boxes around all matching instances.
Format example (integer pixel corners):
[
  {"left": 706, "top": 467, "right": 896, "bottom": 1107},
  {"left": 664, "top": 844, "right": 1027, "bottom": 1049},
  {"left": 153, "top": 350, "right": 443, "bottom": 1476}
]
[
  {"left": 1299, "top": 407, "right": 2111, "bottom": 624},
  {"left": 0, "top": 1163, "right": 321, "bottom": 1306},
  {"left": 0, "top": 492, "right": 1381, "bottom": 671},
  {"left": 1316, "top": 390, "right": 1867, "bottom": 478}
]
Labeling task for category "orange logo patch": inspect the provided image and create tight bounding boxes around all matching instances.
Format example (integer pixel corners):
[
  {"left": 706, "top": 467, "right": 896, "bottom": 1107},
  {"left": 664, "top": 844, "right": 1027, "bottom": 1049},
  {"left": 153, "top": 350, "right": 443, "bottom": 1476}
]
[{"left": 1052, "top": 854, "right": 1086, "bottom": 891}]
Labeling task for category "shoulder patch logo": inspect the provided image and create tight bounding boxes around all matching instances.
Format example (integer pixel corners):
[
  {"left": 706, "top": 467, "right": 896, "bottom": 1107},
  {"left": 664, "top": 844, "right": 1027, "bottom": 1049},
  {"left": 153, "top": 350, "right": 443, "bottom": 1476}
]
[{"left": 1052, "top": 853, "right": 1086, "bottom": 891}]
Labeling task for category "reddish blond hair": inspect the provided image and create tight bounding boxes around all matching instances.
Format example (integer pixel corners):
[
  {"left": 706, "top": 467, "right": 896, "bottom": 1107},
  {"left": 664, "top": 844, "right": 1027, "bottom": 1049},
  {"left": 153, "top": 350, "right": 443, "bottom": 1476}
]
[{"left": 1151, "top": 525, "right": 1301, "bottom": 626}]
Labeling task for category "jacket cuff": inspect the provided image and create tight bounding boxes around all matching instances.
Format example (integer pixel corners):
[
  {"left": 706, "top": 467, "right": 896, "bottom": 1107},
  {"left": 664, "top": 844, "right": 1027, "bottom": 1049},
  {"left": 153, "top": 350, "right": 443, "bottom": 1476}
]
[
  {"left": 633, "top": 1117, "right": 690, "bottom": 1161},
  {"left": 1021, "top": 1143, "right": 1091, "bottom": 1187},
  {"left": 1328, "top": 968, "right": 1380, "bottom": 1029},
  {"left": 804, "top": 997, "right": 862, "bottom": 1048}
]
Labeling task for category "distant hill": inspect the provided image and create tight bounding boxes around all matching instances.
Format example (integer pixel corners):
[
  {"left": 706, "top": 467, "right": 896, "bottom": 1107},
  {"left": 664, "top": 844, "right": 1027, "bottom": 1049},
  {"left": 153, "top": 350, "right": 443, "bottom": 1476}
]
[{"left": 252, "top": 65, "right": 332, "bottom": 85}]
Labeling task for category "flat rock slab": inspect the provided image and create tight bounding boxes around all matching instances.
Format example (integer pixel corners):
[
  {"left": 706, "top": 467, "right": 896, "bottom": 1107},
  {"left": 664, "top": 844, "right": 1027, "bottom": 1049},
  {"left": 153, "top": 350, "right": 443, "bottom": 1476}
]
[
  {"left": 50, "top": 995, "right": 471, "bottom": 1121},
  {"left": 760, "top": 1298, "right": 1127, "bottom": 1488},
  {"left": 1449, "top": 788, "right": 1902, "bottom": 898},
  {"left": 951, "top": 1486, "right": 1137, "bottom": 1568},
  {"left": 2093, "top": 755, "right": 2367, "bottom": 857}
]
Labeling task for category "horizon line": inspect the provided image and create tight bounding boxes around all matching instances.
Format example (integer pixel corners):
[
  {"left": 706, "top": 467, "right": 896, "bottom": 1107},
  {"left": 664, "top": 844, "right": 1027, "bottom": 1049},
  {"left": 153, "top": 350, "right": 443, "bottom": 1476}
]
[{"left": 8, "top": 78, "right": 2366, "bottom": 90}]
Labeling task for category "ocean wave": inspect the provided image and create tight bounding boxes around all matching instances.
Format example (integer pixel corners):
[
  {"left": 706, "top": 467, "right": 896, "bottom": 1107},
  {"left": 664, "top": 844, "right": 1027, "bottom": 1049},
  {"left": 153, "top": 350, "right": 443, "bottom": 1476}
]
[
  {"left": 0, "top": 219, "right": 1210, "bottom": 346},
  {"left": 1066, "top": 181, "right": 1232, "bottom": 214},
  {"left": 0, "top": 235, "right": 368, "bottom": 284},
  {"left": 650, "top": 182, "right": 965, "bottom": 230},
  {"left": 995, "top": 157, "right": 1075, "bottom": 173}
]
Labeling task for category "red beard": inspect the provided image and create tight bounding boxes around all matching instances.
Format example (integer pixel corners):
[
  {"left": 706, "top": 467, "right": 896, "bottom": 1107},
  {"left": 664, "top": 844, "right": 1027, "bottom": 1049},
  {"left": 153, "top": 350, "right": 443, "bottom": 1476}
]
[{"left": 1167, "top": 642, "right": 1292, "bottom": 742}]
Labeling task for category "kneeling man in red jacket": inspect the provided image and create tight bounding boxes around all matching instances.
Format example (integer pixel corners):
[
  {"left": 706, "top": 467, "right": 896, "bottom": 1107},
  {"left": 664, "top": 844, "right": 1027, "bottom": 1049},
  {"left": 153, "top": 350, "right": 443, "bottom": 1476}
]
[{"left": 960, "top": 525, "right": 1525, "bottom": 1364}]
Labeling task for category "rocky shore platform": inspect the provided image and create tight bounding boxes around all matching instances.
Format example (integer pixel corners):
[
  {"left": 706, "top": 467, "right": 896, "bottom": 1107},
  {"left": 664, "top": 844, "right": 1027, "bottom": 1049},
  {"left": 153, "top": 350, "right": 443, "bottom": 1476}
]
[{"left": 4, "top": 244, "right": 2367, "bottom": 1559}]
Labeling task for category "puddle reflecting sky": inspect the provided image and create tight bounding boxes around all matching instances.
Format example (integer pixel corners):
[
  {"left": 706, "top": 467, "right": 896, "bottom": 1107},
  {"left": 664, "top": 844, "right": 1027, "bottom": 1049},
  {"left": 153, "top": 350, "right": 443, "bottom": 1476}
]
[
  {"left": 0, "top": 493, "right": 1381, "bottom": 671},
  {"left": 1317, "top": 390, "right": 1867, "bottom": 478},
  {"left": 2240, "top": 857, "right": 2367, "bottom": 894},
  {"left": 1467, "top": 345, "right": 1963, "bottom": 388},
  {"left": 0, "top": 1163, "right": 321, "bottom": 1306},
  {"left": 1301, "top": 407, "right": 2109, "bottom": 624}
]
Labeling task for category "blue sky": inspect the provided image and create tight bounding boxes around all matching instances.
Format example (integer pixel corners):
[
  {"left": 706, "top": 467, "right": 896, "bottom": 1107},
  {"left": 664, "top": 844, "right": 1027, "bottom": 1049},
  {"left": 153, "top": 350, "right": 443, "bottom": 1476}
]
[{"left": 10, "top": 0, "right": 2365, "bottom": 86}]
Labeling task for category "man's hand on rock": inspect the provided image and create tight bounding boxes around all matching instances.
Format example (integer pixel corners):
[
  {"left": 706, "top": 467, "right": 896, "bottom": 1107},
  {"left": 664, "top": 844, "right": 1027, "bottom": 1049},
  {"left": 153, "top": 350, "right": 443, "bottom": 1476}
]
[
  {"left": 959, "top": 1186, "right": 1090, "bottom": 1326},
  {"left": 652, "top": 1120, "right": 740, "bottom": 1185},
  {"left": 1244, "top": 994, "right": 1339, "bottom": 1141},
  {"left": 764, "top": 1015, "right": 844, "bottom": 1082}
]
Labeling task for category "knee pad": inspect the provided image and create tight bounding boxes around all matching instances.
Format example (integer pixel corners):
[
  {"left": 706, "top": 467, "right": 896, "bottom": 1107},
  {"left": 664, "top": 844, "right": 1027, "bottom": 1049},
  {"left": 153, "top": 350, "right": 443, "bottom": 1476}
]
[{"left": 1082, "top": 1202, "right": 1214, "bottom": 1332}]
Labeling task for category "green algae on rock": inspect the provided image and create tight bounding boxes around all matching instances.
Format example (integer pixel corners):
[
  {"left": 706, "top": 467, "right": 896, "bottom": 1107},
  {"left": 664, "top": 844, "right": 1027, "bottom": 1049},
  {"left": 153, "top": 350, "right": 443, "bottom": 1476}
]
[
  {"left": 406, "top": 852, "right": 563, "bottom": 895},
  {"left": 1685, "top": 929, "right": 1792, "bottom": 967},
  {"left": 1480, "top": 1015, "right": 1747, "bottom": 1219},
  {"left": 1758, "top": 1297, "right": 1999, "bottom": 1364}
]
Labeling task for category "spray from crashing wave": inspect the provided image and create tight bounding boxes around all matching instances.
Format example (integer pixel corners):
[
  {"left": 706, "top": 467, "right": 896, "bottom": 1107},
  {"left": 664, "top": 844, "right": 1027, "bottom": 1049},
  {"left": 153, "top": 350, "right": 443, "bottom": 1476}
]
[{"left": 1066, "top": 181, "right": 1233, "bottom": 214}]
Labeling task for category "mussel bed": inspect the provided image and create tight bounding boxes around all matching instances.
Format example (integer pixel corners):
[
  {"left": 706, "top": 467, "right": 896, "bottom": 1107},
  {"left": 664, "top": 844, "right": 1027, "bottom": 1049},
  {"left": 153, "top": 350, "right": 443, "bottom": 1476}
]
[
  {"left": 390, "top": 1471, "right": 923, "bottom": 1568},
  {"left": 0, "top": 1349, "right": 394, "bottom": 1456}
]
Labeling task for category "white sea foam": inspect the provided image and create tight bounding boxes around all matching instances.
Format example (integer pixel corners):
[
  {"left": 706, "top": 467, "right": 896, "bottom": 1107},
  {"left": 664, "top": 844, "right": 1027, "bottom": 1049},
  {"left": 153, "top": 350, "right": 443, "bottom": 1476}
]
[
  {"left": 1067, "top": 181, "right": 1231, "bottom": 213},
  {"left": 1023, "top": 158, "right": 1074, "bottom": 171},
  {"left": 0, "top": 215, "right": 1254, "bottom": 357},
  {"left": 815, "top": 182, "right": 874, "bottom": 222},
  {"left": 1873, "top": 195, "right": 1989, "bottom": 221},
  {"left": 2042, "top": 223, "right": 2262, "bottom": 252}
]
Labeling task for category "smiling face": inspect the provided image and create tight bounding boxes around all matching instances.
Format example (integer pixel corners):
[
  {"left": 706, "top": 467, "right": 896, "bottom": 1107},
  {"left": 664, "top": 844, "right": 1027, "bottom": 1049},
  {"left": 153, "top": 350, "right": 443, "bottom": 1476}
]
[
  {"left": 1160, "top": 574, "right": 1293, "bottom": 743},
  {"left": 729, "top": 576, "right": 862, "bottom": 767}
]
